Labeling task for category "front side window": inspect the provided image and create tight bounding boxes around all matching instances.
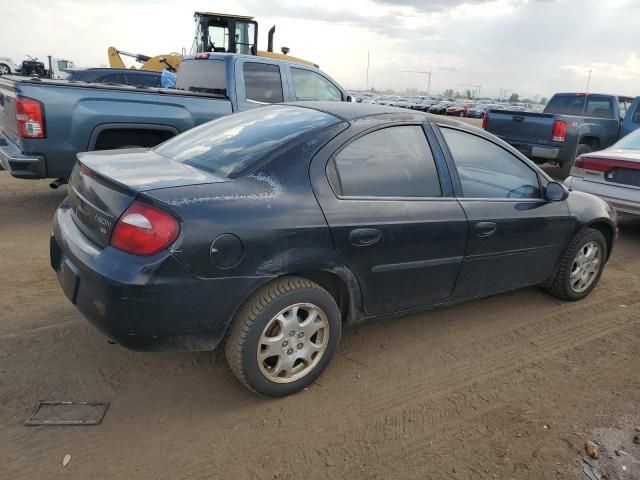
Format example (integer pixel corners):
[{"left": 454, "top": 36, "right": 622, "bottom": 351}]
[
  {"left": 440, "top": 128, "right": 541, "bottom": 199},
  {"left": 332, "top": 126, "right": 441, "bottom": 198},
  {"left": 243, "top": 62, "right": 284, "bottom": 103},
  {"left": 291, "top": 68, "right": 342, "bottom": 102}
]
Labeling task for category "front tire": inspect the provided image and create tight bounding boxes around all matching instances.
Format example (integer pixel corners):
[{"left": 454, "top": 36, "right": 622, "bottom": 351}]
[
  {"left": 225, "top": 277, "right": 341, "bottom": 397},
  {"left": 0, "top": 64, "right": 11, "bottom": 75},
  {"left": 545, "top": 228, "right": 607, "bottom": 301}
]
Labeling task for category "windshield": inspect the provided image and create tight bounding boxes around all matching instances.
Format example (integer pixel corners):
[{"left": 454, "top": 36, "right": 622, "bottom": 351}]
[
  {"left": 613, "top": 128, "right": 640, "bottom": 150},
  {"left": 155, "top": 105, "right": 339, "bottom": 178}
]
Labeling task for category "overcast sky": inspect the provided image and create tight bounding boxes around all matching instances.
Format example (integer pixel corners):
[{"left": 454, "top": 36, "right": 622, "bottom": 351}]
[{"left": 2, "top": 0, "right": 639, "bottom": 99}]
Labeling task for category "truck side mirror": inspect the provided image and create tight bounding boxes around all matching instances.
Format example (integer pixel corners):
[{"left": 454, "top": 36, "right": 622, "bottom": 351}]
[{"left": 346, "top": 95, "right": 354, "bottom": 103}]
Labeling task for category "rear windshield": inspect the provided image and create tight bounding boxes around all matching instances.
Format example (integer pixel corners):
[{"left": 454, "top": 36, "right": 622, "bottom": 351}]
[
  {"left": 155, "top": 105, "right": 339, "bottom": 178},
  {"left": 613, "top": 128, "right": 640, "bottom": 150},
  {"left": 175, "top": 59, "right": 227, "bottom": 96},
  {"left": 544, "top": 95, "right": 615, "bottom": 119}
]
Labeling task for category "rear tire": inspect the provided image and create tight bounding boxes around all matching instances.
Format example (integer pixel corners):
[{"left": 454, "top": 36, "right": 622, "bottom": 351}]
[
  {"left": 225, "top": 277, "right": 341, "bottom": 397},
  {"left": 559, "top": 143, "right": 591, "bottom": 179},
  {"left": 545, "top": 228, "right": 607, "bottom": 301}
]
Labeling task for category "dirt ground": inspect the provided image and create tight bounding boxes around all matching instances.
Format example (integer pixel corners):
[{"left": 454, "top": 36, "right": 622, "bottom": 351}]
[{"left": 1, "top": 170, "right": 639, "bottom": 480}]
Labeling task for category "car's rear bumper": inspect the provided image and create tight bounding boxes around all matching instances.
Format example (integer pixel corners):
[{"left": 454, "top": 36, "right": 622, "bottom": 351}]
[
  {"left": 0, "top": 134, "right": 46, "bottom": 178},
  {"left": 51, "top": 201, "right": 269, "bottom": 351},
  {"left": 565, "top": 176, "right": 640, "bottom": 217}
]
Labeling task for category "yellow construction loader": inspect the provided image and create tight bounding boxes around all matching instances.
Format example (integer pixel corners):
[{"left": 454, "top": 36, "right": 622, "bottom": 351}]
[
  {"left": 107, "top": 47, "right": 182, "bottom": 72},
  {"left": 107, "top": 12, "right": 317, "bottom": 73},
  {"left": 191, "top": 12, "right": 318, "bottom": 67}
]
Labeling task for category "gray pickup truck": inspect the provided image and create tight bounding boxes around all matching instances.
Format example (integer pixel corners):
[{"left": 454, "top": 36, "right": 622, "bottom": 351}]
[
  {"left": 485, "top": 93, "right": 640, "bottom": 176},
  {"left": 0, "top": 52, "right": 348, "bottom": 181}
]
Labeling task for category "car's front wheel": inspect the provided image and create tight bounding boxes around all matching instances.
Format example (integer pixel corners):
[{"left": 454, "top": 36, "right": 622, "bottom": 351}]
[
  {"left": 0, "top": 64, "right": 11, "bottom": 75},
  {"left": 546, "top": 228, "right": 607, "bottom": 301},
  {"left": 225, "top": 277, "right": 341, "bottom": 396}
]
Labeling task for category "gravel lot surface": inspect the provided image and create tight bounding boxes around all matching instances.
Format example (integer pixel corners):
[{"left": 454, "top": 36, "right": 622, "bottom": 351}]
[{"left": 1, "top": 167, "right": 639, "bottom": 479}]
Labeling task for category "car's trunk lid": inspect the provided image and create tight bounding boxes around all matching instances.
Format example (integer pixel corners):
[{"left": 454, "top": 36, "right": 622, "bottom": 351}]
[{"left": 68, "top": 148, "right": 226, "bottom": 247}]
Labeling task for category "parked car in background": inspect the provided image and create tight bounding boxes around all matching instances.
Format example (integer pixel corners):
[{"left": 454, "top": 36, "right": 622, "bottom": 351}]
[
  {"left": 566, "top": 127, "right": 640, "bottom": 216},
  {"left": 51, "top": 102, "right": 616, "bottom": 397},
  {"left": 374, "top": 95, "right": 402, "bottom": 106},
  {"left": 393, "top": 98, "right": 412, "bottom": 108},
  {"left": 409, "top": 98, "right": 440, "bottom": 112},
  {"left": 62, "top": 68, "right": 162, "bottom": 87},
  {"left": 0, "top": 53, "right": 348, "bottom": 181},
  {"left": 446, "top": 102, "right": 475, "bottom": 117},
  {"left": 409, "top": 98, "right": 439, "bottom": 111},
  {"left": 484, "top": 93, "right": 640, "bottom": 177},
  {"left": 428, "top": 101, "right": 454, "bottom": 114},
  {"left": 0, "top": 57, "right": 21, "bottom": 75},
  {"left": 466, "top": 104, "right": 504, "bottom": 119}
]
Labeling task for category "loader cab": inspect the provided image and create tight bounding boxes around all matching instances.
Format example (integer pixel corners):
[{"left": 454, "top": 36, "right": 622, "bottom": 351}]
[{"left": 192, "top": 12, "right": 258, "bottom": 56}]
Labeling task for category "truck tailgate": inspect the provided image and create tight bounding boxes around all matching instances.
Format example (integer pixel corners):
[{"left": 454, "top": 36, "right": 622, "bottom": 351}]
[{"left": 486, "top": 110, "right": 555, "bottom": 144}]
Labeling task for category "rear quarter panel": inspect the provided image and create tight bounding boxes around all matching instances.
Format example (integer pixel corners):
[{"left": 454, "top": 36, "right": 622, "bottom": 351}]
[{"left": 142, "top": 123, "right": 357, "bottom": 323}]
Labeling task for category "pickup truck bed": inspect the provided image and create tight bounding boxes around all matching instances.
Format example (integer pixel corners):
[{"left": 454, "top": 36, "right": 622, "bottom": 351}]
[
  {"left": 0, "top": 77, "right": 229, "bottom": 179},
  {"left": 0, "top": 53, "right": 348, "bottom": 180}
]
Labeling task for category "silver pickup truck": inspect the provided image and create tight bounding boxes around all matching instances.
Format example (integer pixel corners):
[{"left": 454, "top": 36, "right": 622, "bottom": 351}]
[{"left": 0, "top": 53, "right": 348, "bottom": 181}]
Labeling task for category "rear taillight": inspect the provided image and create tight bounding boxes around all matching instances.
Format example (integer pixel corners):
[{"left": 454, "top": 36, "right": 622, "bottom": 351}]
[
  {"left": 16, "top": 96, "right": 45, "bottom": 139},
  {"left": 111, "top": 202, "right": 179, "bottom": 256},
  {"left": 552, "top": 120, "right": 567, "bottom": 142},
  {"left": 195, "top": 53, "right": 210, "bottom": 59},
  {"left": 574, "top": 156, "right": 640, "bottom": 172},
  {"left": 482, "top": 113, "right": 488, "bottom": 129}
]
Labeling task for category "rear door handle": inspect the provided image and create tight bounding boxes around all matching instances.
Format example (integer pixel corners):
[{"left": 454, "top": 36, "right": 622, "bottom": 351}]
[
  {"left": 475, "top": 221, "right": 497, "bottom": 237},
  {"left": 349, "top": 228, "right": 382, "bottom": 247}
]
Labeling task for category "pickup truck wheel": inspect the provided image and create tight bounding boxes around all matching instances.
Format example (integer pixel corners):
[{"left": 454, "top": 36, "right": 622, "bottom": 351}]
[
  {"left": 545, "top": 228, "right": 606, "bottom": 301},
  {"left": 225, "top": 277, "right": 341, "bottom": 397},
  {"left": 559, "top": 143, "right": 591, "bottom": 179},
  {"left": 0, "top": 64, "right": 11, "bottom": 75}
]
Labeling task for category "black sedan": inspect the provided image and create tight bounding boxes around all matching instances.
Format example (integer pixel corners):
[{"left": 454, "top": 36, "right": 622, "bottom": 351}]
[{"left": 52, "top": 103, "right": 616, "bottom": 397}]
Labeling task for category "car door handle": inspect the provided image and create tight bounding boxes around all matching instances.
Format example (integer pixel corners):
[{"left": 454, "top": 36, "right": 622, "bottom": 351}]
[
  {"left": 349, "top": 228, "right": 382, "bottom": 247},
  {"left": 475, "top": 222, "right": 497, "bottom": 237}
]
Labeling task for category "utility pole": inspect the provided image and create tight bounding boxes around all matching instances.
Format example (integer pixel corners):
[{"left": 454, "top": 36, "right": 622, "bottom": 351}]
[
  {"left": 403, "top": 70, "right": 432, "bottom": 95},
  {"left": 366, "top": 50, "right": 370, "bottom": 92}
]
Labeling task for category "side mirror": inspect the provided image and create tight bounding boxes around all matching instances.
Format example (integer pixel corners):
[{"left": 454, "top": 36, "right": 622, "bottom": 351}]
[
  {"left": 346, "top": 95, "right": 355, "bottom": 103},
  {"left": 545, "top": 181, "right": 569, "bottom": 202}
]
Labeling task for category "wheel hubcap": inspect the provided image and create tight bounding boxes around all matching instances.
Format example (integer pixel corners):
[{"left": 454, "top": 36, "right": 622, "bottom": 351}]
[
  {"left": 257, "top": 303, "right": 329, "bottom": 383},
  {"left": 0, "top": 66, "right": 9, "bottom": 75},
  {"left": 570, "top": 241, "right": 601, "bottom": 293}
]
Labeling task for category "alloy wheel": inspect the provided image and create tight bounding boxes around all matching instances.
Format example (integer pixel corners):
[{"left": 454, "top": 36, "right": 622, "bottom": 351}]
[
  {"left": 257, "top": 303, "right": 329, "bottom": 383},
  {"left": 569, "top": 241, "right": 601, "bottom": 293}
]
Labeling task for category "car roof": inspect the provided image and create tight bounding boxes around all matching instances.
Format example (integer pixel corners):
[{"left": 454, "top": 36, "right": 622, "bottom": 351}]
[{"left": 285, "top": 102, "right": 475, "bottom": 131}]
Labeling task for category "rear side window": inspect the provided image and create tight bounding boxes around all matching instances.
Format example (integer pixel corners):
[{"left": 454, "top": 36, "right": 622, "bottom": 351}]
[
  {"left": 176, "top": 59, "right": 227, "bottom": 95},
  {"left": 544, "top": 95, "right": 614, "bottom": 119},
  {"left": 332, "top": 126, "right": 441, "bottom": 197},
  {"left": 243, "top": 62, "right": 284, "bottom": 103},
  {"left": 440, "top": 128, "right": 541, "bottom": 199},
  {"left": 291, "top": 68, "right": 342, "bottom": 101},
  {"left": 633, "top": 102, "right": 640, "bottom": 124},
  {"left": 155, "top": 105, "right": 339, "bottom": 178}
]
